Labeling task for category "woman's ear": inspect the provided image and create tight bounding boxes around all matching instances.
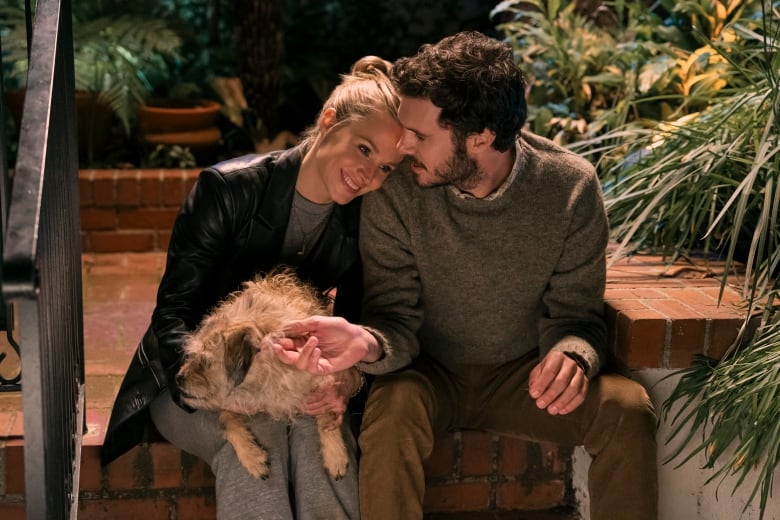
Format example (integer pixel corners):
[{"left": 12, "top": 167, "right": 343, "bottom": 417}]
[{"left": 318, "top": 107, "right": 337, "bottom": 130}]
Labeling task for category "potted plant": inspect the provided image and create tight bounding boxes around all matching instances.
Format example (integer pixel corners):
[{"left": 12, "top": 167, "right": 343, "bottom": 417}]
[
  {"left": 136, "top": 82, "right": 223, "bottom": 166},
  {"left": 2, "top": 0, "right": 184, "bottom": 164}
]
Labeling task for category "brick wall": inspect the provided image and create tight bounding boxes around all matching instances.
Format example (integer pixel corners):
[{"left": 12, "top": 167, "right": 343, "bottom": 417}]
[{"left": 79, "top": 168, "right": 200, "bottom": 253}]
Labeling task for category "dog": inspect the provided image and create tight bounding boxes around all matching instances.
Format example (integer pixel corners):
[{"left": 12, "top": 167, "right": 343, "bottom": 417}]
[{"left": 175, "top": 270, "right": 351, "bottom": 479}]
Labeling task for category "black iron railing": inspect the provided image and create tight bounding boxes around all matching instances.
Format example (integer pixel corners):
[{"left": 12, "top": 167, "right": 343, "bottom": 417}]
[
  {"left": 1, "top": 0, "right": 85, "bottom": 518},
  {"left": 0, "top": 0, "right": 22, "bottom": 392}
]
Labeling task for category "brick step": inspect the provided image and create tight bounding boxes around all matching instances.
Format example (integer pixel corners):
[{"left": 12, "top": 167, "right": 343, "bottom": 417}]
[{"left": 1, "top": 432, "right": 574, "bottom": 519}]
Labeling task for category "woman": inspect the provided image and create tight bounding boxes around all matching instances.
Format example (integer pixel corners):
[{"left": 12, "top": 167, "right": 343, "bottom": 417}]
[{"left": 101, "top": 56, "right": 403, "bottom": 519}]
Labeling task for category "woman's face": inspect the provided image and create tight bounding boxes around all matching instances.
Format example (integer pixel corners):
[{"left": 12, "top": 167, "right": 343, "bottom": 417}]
[{"left": 311, "top": 111, "right": 403, "bottom": 204}]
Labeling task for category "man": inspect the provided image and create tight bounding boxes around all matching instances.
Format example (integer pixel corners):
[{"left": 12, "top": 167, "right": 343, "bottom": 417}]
[{"left": 275, "top": 30, "right": 658, "bottom": 519}]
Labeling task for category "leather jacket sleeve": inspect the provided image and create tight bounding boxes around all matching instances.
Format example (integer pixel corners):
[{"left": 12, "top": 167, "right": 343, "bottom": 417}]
[{"left": 149, "top": 166, "right": 262, "bottom": 390}]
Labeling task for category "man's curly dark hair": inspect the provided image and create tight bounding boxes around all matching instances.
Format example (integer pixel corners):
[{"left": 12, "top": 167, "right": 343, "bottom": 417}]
[{"left": 391, "top": 31, "right": 527, "bottom": 152}]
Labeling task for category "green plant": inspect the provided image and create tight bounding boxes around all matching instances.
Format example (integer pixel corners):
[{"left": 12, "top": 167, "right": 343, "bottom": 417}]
[
  {"left": 491, "top": 0, "right": 746, "bottom": 145},
  {"left": 496, "top": 0, "right": 779, "bottom": 516},
  {"left": 145, "top": 144, "right": 196, "bottom": 168},
  {"left": 2, "top": 1, "right": 183, "bottom": 134}
]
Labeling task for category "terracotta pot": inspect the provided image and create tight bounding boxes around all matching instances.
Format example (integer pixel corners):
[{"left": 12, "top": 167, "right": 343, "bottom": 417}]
[
  {"left": 136, "top": 99, "right": 223, "bottom": 165},
  {"left": 5, "top": 89, "right": 114, "bottom": 164},
  {"left": 137, "top": 99, "right": 222, "bottom": 148}
]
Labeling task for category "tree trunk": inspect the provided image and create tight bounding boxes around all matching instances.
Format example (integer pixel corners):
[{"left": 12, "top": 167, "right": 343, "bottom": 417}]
[{"left": 236, "top": 0, "right": 282, "bottom": 139}]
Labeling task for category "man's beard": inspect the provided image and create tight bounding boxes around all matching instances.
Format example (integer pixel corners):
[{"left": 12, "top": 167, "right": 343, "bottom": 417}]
[{"left": 420, "top": 136, "right": 483, "bottom": 191}]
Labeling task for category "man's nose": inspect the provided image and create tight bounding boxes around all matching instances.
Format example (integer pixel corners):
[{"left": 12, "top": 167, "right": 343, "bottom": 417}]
[{"left": 396, "top": 131, "right": 416, "bottom": 155}]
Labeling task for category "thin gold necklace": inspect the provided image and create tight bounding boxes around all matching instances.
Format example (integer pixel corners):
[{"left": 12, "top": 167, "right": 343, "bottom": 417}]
[{"left": 291, "top": 209, "right": 330, "bottom": 256}]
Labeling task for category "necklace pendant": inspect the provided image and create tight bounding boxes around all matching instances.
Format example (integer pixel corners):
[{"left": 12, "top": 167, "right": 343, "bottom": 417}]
[{"left": 297, "top": 245, "right": 305, "bottom": 256}]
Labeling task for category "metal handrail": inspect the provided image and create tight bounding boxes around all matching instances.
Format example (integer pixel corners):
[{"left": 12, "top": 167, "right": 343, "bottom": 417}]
[{"left": 1, "top": 0, "right": 85, "bottom": 518}]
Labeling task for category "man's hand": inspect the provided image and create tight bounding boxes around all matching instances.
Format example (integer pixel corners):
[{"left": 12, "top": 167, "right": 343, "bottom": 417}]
[
  {"left": 271, "top": 316, "right": 379, "bottom": 374},
  {"left": 301, "top": 367, "right": 362, "bottom": 425},
  {"left": 300, "top": 366, "right": 363, "bottom": 431},
  {"left": 528, "top": 350, "right": 588, "bottom": 415}
]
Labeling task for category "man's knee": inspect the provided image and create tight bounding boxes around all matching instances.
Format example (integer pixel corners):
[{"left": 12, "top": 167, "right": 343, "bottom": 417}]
[
  {"left": 361, "top": 370, "right": 436, "bottom": 432},
  {"left": 596, "top": 375, "right": 657, "bottom": 436}
]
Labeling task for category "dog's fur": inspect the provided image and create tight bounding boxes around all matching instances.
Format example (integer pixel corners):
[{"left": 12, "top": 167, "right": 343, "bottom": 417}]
[{"left": 176, "top": 271, "right": 350, "bottom": 479}]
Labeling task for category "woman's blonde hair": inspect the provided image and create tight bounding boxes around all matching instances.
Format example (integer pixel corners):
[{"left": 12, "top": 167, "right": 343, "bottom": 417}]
[{"left": 299, "top": 56, "right": 400, "bottom": 148}]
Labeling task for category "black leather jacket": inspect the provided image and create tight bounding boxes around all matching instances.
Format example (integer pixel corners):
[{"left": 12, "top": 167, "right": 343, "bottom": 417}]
[{"left": 101, "top": 146, "right": 363, "bottom": 465}]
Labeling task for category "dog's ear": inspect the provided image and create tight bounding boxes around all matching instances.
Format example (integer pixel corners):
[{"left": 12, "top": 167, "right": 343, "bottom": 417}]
[{"left": 224, "top": 332, "right": 255, "bottom": 387}]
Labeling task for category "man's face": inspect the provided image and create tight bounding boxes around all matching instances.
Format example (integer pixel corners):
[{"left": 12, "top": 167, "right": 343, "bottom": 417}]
[{"left": 395, "top": 97, "right": 481, "bottom": 189}]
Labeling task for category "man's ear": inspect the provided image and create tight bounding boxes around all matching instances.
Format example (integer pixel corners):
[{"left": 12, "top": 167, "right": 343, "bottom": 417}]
[
  {"left": 466, "top": 128, "right": 496, "bottom": 154},
  {"left": 318, "top": 107, "right": 337, "bottom": 130}
]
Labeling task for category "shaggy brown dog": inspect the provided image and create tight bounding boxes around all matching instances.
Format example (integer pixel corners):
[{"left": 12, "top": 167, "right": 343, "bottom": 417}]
[{"left": 176, "top": 271, "right": 351, "bottom": 479}]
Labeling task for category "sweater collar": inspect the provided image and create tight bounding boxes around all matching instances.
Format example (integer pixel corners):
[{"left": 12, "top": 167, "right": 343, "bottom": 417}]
[{"left": 449, "top": 139, "right": 526, "bottom": 201}]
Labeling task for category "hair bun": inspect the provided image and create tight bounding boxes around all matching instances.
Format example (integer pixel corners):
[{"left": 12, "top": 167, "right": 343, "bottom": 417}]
[{"left": 351, "top": 55, "right": 392, "bottom": 77}]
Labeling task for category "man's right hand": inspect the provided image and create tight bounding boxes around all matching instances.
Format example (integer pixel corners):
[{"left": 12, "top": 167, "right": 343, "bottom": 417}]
[{"left": 271, "top": 316, "right": 380, "bottom": 374}]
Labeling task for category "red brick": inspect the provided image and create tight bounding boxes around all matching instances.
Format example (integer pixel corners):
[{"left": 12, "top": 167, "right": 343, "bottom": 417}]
[
  {"left": 631, "top": 288, "right": 669, "bottom": 300},
  {"left": 423, "top": 481, "right": 491, "bottom": 512},
  {"left": 4, "top": 445, "right": 24, "bottom": 494},
  {"left": 0, "top": 411, "right": 22, "bottom": 438},
  {"left": 460, "top": 431, "right": 494, "bottom": 477},
  {"left": 92, "top": 170, "right": 117, "bottom": 207},
  {"left": 79, "top": 446, "right": 104, "bottom": 492},
  {"left": 605, "top": 298, "right": 651, "bottom": 312},
  {"left": 117, "top": 174, "right": 141, "bottom": 206},
  {"left": 701, "top": 285, "right": 745, "bottom": 306},
  {"left": 668, "top": 318, "right": 706, "bottom": 367},
  {"left": 706, "top": 318, "right": 742, "bottom": 359},
  {"left": 674, "top": 287, "right": 721, "bottom": 307},
  {"left": 90, "top": 231, "right": 156, "bottom": 253},
  {"left": 77, "top": 497, "right": 171, "bottom": 520},
  {"left": 157, "top": 230, "right": 172, "bottom": 251},
  {"left": 162, "top": 173, "right": 187, "bottom": 206},
  {"left": 150, "top": 443, "right": 183, "bottom": 489},
  {"left": 646, "top": 298, "right": 704, "bottom": 319},
  {"left": 496, "top": 479, "right": 566, "bottom": 510},
  {"left": 603, "top": 288, "right": 636, "bottom": 300},
  {"left": 181, "top": 452, "right": 215, "bottom": 488},
  {"left": 81, "top": 208, "right": 117, "bottom": 230},
  {"left": 81, "top": 232, "right": 92, "bottom": 252},
  {"left": 538, "top": 442, "right": 570, "bottom": 475},
  {"left": 117, "top": 208, "right": 178, "bottom": 230},
  {"left": 7, "top": 413, "right": 23, "bottom": 438},
  {"left": 498, "top": 437, "right": 530, "bottom": 475},
  {"left": 105, "top": 445, "right": 149, "bottom": 490},
  {"left": 0, "top": 503, "right": 25, "bottom": 520},
  {"left": 0, "top": 412, "right": 13, "bottom": 437},
  {"left": 177, "top": 494, "right": 216, "bottom": 519},
  {"left": 183, "top": 171, "right": 199, "bottom": 195},
  {"left": 424, "top": 432, "right": 457, "bottom": 478},
  {"left": 139, "top": 170, "right": 164, "bottom": 205},
  {"left": 615, "top": 312, "right": 667, "bottom": 369},
  {"left": 84, "top": 408, "right": 111, "bottom": 446},
  {"left": 80, "top": 174, "right": 94, "bottom": 206}
]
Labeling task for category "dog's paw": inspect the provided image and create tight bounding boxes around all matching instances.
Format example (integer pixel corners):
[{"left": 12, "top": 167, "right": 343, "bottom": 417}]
[
  {"left": 241, "top": 450, "right": 271, "bottom": 480},
  {"left": 233, "top": 440, "right": 271, "bottom": 479},
  {"left": 320, "top": 431, "right": 349, "bottom": 479},
  {"left": 221, "top": 412, "right": 271, "bottom": 479}
]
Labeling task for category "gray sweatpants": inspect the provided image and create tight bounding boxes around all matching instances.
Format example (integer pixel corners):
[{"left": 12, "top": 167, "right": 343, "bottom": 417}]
[{"left": 150, "top": 388, "right": 360, "bottom": 519}]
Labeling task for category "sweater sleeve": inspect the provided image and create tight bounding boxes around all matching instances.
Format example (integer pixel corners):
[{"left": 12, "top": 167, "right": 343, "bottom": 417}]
[
  {"left": 538, "top": 169, "right": 609, "bottom": 377},
  {"left": 355, "top": 182, "right": 422, "bottom": 375}
]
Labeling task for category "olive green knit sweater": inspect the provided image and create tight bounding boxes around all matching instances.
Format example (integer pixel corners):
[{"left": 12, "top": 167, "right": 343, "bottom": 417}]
[{"left": 357, "top": 131, "right": 608, "bottom": 378}]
